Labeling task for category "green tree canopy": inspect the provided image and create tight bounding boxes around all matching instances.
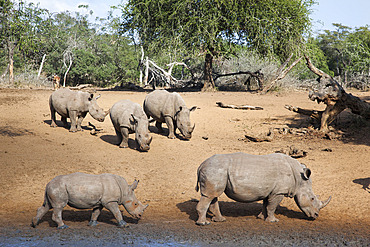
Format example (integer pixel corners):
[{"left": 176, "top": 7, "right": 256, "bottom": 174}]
[{"left": 120, "top": 0, "right": 315, "bottom": 90}]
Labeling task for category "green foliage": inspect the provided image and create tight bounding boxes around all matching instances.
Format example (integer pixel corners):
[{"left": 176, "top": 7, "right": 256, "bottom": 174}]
[
  {"left": 315, "top": 24, "right": 370, "bottom": 87},
  {"left": 121, "top": 0, "right": 314, "bottom": 61}
]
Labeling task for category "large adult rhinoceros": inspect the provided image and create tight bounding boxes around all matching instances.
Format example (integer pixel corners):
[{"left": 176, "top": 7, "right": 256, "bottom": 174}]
[
  {"left": 110, "top": 99, "right": 152, "bottom": 151},
  {"left": 49, "top": 88, "right": 108, "bottom": 132},
  {"left": 195, "top": 152, "right": 331, "bottom": 225},
  {"left": 143, "top": 90, "right": 196, "bottom": 139},
  {"left": 31, "top": 172, "right": 148, "bottom": 229}
]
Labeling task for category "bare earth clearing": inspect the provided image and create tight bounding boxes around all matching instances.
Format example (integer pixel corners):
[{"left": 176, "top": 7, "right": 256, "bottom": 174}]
[{"left": 0, "top": 88, "right": 369, "bottom": 246}]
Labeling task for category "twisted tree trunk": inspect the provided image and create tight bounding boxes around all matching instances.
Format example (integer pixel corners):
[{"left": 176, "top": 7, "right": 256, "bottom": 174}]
[{"left": 287, "top": 55, "right": 370, "bottom": 132}]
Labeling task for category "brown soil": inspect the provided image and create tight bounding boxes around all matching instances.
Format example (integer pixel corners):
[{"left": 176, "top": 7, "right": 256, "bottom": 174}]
[{"left": 0, "top": 88, "right": 369, "bottom": 246}]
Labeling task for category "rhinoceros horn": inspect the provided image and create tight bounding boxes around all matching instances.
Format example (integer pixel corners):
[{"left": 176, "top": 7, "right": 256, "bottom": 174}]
[
  {"left": 190, "top": 123, "right": 195, "bottom": 133},
  {"left": 319, "top": 196, "right": 332, "bottom": 209},
  {"left": 104, "top": 109, "right": 110, "bottom": 116},
  {"left": 148, "top": 136, "right": 153, "bottom": 144}
]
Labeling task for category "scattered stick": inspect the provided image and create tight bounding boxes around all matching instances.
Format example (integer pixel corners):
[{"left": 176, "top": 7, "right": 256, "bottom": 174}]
[
  {"left": 88, "top": 122, "right": 102, "bottom": 135},
  {"left": 216, "top": 102, "right": 263, "bottom": 110},
  {"left": 244, "top": 133, "right": 273, "bottom": 142},
  {"left": 284, "top": 105, "right": 322, "bottom": 121},
  {"left": 69, "top": 84, "right": 93, "bottom": 90},
  {"left": 275, "top": 146, "right": 307, "bottom": 158}
]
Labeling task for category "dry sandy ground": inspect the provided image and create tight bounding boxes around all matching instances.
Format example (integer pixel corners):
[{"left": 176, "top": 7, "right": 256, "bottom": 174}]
[{"left": 0, "top": 88, "right": 369, "bottom": 246}]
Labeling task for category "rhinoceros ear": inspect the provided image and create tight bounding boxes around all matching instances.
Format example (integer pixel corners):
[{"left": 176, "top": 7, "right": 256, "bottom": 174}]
[
  {"left": 131, "top": 114, "right": 138, "bottom": 124},
  {"left": 130, "top": 180, "right": 139, "bottom": 190},
  {"left": 302, "top": 168, "right": 311, "bottom": 180}
]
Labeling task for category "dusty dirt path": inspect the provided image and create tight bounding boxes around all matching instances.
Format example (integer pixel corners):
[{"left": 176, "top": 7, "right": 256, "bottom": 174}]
[{"left": 0, "top": 88, "right": 369, "bottom": 246}]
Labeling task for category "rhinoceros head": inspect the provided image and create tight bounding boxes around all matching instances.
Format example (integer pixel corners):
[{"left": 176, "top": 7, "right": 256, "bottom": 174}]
[
  {"left": 122, "top": 180, "right": 149, "bottom": 219},
  {"left": 88, "top": 94, "right": 109, "bottom": 122},
  {"left": 132, "top": 114, "right": 152, "bottom": 151},
  {"left": 175, "top": 106, "right": 196, "bottom": 139},
  {"left": 294, "top": 168, "right": 331, "bottom": 219}
]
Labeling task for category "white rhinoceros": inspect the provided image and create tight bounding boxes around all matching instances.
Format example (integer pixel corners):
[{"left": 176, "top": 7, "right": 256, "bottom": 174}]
[
  {"left": 143, "top": 90, "right": 196, "bottom": 139},
  {"left": 110, "top": 99, "right": 152, "bottom": 151},
  {"left": 31, "top": 172, "right": 148, "bottom": 229},
  {"left": 49, "top": 88, "right": 108, "bottom": 132},
  {"left": 195, "top": 152, "right": 331, "bottom": 225}
]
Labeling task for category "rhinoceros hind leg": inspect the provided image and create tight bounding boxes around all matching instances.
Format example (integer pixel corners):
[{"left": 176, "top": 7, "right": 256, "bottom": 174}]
[
  {"left": 31, "top": 202, "right": 51, "bottom": 227},
  {"left": 209, "top": 198, "right": 226, "bottom": 222},
  {"left": 52, "top": 207, "right": 67, "bottom": 228},
  {"left": 89, "top": 206, "right": 102, "bottom": 226},
  {"left": 196, "top": 196, "right": 213, "bottom": 225}
]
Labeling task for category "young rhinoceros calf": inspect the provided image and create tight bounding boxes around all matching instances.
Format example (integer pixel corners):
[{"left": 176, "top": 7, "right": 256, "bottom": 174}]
[
  {"left": 143, "top": 90, "right": 196, "bottom": 140},
  {"left": 110, "top": 100, "right": 152, "bottom": 151},
  {"left": 31, "top": 172, "right": 148, "bottom": 229},
  {"left": 49, "top": 88, "right": 108, "bottom": 132},
  {"left": 195, "top": 152, "right": 331, "bottom": 225}
]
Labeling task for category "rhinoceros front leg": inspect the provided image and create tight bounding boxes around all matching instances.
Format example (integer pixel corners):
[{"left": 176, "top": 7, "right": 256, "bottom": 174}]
[
  {"left": 257, "top": 198, "right": 268, "bottom": 220},
  {"left": 76, "top": 113, "right": 87, "bottom": 131},
  {"left": 155, "top": 121, "right": 164, "bottom": 133},
  {"left": 209, "top": 198, "right": 226, "bottom": 222},
  {"left": 88, "top": 205, "right": 103, "bottom": 227},
  {"left": 119, "top": 127, "right": 129, "bottom": 148},
  {"left": 61, "top": 117, "right": 68, "bottom": 128},
  {"left": 196, "top": 195, "right": 213, "bottom": 225},
  {"left": 104, "top": 202, "right": 128, "bottom": 228},
  {"left": 164, "top": 116, "right": 175, "bottom": 139},
  {"left": 69, "top": 111, "right": 78, "bottom": 132},
  {"left": 263, "top": 194, "right": 284, "bottom": 222}
]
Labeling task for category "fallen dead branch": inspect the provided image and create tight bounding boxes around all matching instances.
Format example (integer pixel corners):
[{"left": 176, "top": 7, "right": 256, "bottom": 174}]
[
  {"left": 216, "top": 102, "right": 263, "bottom": 110},
  {"left": 69, "top": 84, "right": 93, "bottom": 90},
  {"left": 275, "top": 145, "right": 307, "bottom": 158},
  {"left": 244, "top": 131, "right": 273, "bottom": 142},
  {"left": 287, "top": 55, "right": 370, "bottom": 132},
  {"left": 284, "top": 105, "right": 322, "bottom": 121},
  {"left": 88, "top": 122, "right": 102, "bottom": 135}
]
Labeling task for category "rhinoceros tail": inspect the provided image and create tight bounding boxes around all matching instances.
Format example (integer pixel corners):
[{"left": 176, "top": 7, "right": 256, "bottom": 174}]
[{"left": 195, "top": 165, "right": 202, "bottom": 192}]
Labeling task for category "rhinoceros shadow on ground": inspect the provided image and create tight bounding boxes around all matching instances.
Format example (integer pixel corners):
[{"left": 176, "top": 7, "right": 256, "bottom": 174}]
[
  {"left": 148, "top": 126, "right": 190, "bottom": 141},
  {"left": 353, "top": 178, "right": 370, "bottom": 193},
  {"left": 100, "top": 134, "right": 138, "bottom": 151},
  {"left": 176, "top": 200, "right": 305, "bottom": 222},
  {"left": 43, "top": 120, "right": 91, "bottom": 131},
  {"left": 34, "top": 208, "right": 139, "bottom": 228}
]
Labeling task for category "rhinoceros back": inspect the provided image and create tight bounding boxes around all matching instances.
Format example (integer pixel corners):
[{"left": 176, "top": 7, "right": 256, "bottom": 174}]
[
  {"left": 198, "top": 153, "right": 301, "bottom": 203},
  {"left": 46, "top": 173, "right": 123, "bottom": 209},
  {"left": 50, "top": 88, "right": 90, "bottom": 117},
  {"left": 144, "top": 90, "right": 177, "bottom": 121},
  {"left": 110, "top": 100, "right": 144, "bottom": 130}
]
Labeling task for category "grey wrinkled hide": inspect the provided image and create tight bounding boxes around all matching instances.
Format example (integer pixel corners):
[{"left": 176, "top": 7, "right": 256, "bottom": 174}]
[
  {"left": 110, "top": 100, "right": 152, "bottom": 151},
  {"left": 195, "top": 153, "right": 331, "bottom": 225},
  {"left": 49, "top": 88, "right": 108, "bottom": 132},
  {"left": 143, "top": 90, "right": 196, "bottom": 139},
  {"left": 31, "top": 172, "right": 148, "bottom": 229}
]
